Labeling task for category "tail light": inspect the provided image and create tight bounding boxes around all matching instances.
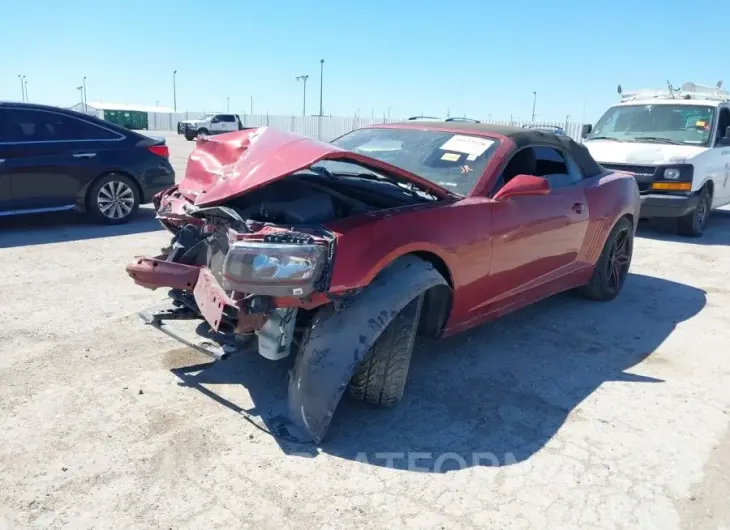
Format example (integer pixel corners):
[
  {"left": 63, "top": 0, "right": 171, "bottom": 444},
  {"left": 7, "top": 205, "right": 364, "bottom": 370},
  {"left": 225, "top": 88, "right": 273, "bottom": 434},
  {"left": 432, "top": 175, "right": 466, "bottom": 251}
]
[{"left": 148, "top": 145, "right": 169, "bottom": 158}]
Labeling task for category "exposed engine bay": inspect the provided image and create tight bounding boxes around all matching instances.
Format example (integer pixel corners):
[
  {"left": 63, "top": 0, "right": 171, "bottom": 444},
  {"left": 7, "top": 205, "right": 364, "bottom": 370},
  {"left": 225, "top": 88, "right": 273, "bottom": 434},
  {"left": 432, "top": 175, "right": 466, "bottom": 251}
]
[{"left": 131, "top": 168, "right": 443, "bottom": 365}]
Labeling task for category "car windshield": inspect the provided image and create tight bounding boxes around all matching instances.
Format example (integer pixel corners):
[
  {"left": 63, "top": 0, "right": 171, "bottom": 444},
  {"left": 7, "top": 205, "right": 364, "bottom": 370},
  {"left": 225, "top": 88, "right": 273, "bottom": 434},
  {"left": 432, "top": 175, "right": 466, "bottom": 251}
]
[
  {"left": 325, "top": 127, "right": 500, "bottom": 195},
  {"left": 588, "top": 104, "right": 715, "bottom": 145}
]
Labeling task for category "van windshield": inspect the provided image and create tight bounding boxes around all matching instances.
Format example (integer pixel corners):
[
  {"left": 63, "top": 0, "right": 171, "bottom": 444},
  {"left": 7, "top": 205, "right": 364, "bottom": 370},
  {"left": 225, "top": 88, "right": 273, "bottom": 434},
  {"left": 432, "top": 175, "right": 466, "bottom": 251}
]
[{"left": 587, "top": 104, "right": 715, "bottom": 146}]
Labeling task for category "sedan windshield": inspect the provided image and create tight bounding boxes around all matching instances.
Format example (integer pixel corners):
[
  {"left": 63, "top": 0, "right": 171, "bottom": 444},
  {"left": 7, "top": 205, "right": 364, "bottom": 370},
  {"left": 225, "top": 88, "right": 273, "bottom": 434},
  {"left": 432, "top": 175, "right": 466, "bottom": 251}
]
[
  {"left": 327, "top": 127, "right": 500, "bottom": 195},
  {"left": 588, "top": 104, "right": 715, "bottom": 145}
]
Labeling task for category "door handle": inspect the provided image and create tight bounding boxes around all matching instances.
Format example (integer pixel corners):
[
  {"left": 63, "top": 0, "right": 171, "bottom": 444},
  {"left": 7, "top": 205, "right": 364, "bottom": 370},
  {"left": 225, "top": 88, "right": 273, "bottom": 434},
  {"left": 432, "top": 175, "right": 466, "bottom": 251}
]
[
  {"left": 572, "top": 202, "right": 584, "bottom": 214},
  {"left": 73, "top": 152, "right": 96, "bottom": 159}
]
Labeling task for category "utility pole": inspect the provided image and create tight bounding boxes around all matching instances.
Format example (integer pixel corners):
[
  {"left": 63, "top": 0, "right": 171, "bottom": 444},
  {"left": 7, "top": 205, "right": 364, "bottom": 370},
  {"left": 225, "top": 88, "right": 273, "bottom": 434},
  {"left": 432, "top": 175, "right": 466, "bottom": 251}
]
[
  {"left": 18, "top": 75, "right": 25, "bottom": 101},
  {"left": 173, "top": 70, "right": 177, "bottom": 112},
  {"left": 319, "top": 58, "right": 324, "bottom": 116},
  {"left": 227, "top": 97, "right": 230, "bottom": 112},
  {"left": 531, "top": 91, "right": 537, "bottom": 123},
  {"left": 296, "top": 74, "right": 309, "bottom": 116},
  {"left": 82, "top": 76, "right": 88, "bottom": 111}
]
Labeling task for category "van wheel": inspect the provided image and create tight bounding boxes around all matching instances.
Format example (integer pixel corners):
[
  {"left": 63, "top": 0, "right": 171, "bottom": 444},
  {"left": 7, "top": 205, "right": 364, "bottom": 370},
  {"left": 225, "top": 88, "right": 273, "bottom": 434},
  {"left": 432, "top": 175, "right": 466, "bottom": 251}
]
[{"left": 678, "top": 187, "right": 711, "bottom": 237}]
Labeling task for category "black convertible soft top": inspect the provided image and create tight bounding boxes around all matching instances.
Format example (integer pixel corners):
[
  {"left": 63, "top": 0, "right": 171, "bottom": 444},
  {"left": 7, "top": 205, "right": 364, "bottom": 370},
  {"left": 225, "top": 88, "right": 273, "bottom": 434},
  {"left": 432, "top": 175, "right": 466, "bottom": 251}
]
[{"left": 388, "top": 121, "right": 605, "bottom": 178}]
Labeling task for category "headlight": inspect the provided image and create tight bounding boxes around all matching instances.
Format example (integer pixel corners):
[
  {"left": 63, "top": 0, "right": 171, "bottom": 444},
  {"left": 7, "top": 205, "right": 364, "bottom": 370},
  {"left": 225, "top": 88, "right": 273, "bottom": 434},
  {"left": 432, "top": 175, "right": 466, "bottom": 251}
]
[
  {"left": 657, "top": 164, "right": 693, "bottom": 182},
  {"left": 221, "top": 242, "right": 326, "bottom": 297}
]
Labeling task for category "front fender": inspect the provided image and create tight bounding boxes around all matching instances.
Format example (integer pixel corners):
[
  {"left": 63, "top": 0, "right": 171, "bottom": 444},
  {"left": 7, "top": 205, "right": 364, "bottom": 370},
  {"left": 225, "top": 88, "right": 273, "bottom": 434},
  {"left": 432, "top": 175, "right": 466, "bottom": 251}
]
[{"left": 276, "top": 255, "right": 448, "bottom": 444}]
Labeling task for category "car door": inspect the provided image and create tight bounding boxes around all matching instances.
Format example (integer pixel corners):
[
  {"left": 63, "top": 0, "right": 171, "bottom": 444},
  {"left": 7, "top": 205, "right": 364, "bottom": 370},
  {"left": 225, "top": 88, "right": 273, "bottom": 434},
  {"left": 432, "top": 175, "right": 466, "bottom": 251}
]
[
  {"left": 0, "top": 107, "right": 125, "bottom": 210},
  {"left": 478, "top": 145, "right": 590, "bottom": 309},
  {"left": 712, "top": 105, "right": 730, "bottom": 206}
]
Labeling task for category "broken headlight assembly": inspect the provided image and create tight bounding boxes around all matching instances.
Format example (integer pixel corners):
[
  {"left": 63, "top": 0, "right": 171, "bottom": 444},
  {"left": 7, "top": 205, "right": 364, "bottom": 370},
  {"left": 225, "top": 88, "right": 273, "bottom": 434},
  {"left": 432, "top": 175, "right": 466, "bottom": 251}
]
[{"left": 221, "top": 242, "right": 327, "bottom": 297}]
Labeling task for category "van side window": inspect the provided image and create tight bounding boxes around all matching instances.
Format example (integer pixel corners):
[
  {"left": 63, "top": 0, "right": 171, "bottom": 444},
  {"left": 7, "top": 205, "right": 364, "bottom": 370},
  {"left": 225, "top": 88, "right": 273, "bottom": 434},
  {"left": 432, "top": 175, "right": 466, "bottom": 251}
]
[{"left": 715, "top": 108, "right": 730, "bottom": 145}]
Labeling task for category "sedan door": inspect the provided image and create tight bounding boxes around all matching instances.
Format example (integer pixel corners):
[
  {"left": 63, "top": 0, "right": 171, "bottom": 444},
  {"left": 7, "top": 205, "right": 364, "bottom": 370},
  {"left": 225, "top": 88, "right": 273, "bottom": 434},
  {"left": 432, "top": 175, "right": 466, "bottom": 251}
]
[
  {"left": 0, "top": 108, "right": 125, "bottom": 211},
  {"left": 476, "top": 146, "right": 590, "bottom": 311}
]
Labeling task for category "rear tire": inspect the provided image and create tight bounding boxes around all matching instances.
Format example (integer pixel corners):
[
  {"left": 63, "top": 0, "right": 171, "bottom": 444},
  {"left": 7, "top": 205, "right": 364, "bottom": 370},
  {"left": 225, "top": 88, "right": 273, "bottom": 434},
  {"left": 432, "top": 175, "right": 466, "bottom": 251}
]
[
  {"left": 677, "top": 186, "right": 711, "bottom": 237},
  {"left": 579, "top": 217, "right": 633, "bottom": 301},
  {"left": 349, "top": 294, "right": 424, "bottom": 407},
  {"left": 86, "top": 173, "right": 140, "bottom": 225}
]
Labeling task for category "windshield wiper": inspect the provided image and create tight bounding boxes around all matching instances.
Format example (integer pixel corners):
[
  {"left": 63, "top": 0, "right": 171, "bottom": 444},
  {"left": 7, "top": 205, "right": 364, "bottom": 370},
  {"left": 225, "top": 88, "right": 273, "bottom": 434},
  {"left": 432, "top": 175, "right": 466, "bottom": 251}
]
[
  {"left": 631, "top": 136, "right": 685, "bottom": 145},
  {"left": 588, "top": 136, "right": 627, "bottom": 142}
]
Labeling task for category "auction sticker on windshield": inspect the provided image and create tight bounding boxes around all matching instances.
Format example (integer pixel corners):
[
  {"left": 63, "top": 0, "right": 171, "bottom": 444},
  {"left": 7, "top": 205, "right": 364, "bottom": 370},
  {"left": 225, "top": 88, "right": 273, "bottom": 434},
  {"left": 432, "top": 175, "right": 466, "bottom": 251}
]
[{"left": 440, "top": 135, "right": 494, "bottom": 157}]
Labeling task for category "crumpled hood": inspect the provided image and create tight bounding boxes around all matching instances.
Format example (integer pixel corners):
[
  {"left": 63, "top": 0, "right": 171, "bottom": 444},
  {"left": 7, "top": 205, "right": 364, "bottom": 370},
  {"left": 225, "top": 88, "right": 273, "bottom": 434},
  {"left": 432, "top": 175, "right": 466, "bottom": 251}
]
[
  {"left": 179, "top": 127, "right": 455, "bottom": 206},
  {"left": 584, "top": 140, "right": 707, "bottom": 165}
]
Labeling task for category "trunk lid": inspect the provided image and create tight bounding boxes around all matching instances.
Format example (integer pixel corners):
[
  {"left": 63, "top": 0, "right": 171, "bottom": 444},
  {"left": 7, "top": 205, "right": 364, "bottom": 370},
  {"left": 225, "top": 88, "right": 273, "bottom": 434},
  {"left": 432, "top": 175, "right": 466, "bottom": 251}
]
[{"left": 179, "top": 127, "right": 455, "bottom": 206}]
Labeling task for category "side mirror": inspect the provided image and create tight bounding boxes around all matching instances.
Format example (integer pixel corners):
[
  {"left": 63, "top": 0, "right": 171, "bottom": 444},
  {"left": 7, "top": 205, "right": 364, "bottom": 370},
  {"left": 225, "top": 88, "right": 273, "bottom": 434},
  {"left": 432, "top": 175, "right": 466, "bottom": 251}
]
[
  {"left": 493, "top": 174, "right": 551, "bottom": 201},
  {"left": 581, "top": 123, "right": 593, "bottom": 139}
]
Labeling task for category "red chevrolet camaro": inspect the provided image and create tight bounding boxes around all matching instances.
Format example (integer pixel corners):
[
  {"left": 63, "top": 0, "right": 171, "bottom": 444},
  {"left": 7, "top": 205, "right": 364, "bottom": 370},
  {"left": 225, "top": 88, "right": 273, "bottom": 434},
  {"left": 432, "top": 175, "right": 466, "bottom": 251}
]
[{"left": 127, "top": 122, "right": 640, "bottom": 443}]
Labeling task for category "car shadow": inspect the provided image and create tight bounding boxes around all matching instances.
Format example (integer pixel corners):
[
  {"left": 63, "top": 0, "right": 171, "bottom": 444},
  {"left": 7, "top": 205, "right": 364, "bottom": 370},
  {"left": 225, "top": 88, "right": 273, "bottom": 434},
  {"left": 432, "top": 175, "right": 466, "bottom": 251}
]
[
  {"left": 637, "top": 208, "right": 730, "bottom": 246},
  {"left": 0, "top": 206, "right": 163, "bottom": 248},
  {"left": 168, "top": 272, "right": 706, "bottom": 472}
]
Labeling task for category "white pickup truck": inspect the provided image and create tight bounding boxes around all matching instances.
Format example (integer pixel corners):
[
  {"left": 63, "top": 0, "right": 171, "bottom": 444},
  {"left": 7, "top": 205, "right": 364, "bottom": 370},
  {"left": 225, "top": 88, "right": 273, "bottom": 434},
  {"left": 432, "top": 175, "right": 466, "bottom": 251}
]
[
  {"left": 581, "top": 82, "right": 730, "bottom": 237},
  {"left": 177, "top": 113, "right": 246, "bottom": 141}
]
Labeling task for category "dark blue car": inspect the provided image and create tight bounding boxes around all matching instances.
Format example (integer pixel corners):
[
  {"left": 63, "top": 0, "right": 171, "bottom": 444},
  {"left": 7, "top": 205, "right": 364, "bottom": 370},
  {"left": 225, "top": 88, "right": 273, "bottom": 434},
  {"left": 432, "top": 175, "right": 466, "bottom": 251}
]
[{"left": 0, "top": 102, "right": 175, "bottom": 224}]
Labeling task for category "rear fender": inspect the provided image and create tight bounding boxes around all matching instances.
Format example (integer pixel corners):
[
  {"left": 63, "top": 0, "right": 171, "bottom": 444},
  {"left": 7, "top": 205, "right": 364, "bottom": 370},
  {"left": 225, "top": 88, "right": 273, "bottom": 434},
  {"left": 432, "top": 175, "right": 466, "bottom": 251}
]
[{"left": 277, "top": 255, "right": 448, "bottom": 443}]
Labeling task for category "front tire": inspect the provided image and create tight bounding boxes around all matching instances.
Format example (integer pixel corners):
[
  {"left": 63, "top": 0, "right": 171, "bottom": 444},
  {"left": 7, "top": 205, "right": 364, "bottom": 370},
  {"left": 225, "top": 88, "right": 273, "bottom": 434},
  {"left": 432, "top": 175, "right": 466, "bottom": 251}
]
[
  {"left": 349, "top": 294, "right": 424, "bottom": 407},
  {"left": 678, "top": 186, "right": 711, "bottom": 237},
  {"left": 196, "top": 128, "right": 209, "bottom": 138},
  {"left": 579, "top": 216, "right": 634, "bottom": 301},
  {"left": 86, "top": 173, "right": 140, "bottom": 225}
]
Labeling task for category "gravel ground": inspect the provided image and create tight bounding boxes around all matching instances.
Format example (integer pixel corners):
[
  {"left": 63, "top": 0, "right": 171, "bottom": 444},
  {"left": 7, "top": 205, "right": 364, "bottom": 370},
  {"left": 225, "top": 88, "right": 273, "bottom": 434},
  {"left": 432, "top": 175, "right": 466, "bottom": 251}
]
[{"left": 1, "top": 132, "right": 729, "bottom": 529}]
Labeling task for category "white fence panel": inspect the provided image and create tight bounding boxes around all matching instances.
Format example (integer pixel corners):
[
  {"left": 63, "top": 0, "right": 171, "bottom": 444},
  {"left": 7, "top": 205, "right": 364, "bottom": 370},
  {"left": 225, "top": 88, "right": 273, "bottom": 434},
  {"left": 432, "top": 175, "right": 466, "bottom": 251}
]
[{"left": 150, "top": 111, "right": 586, "bottom": 142}]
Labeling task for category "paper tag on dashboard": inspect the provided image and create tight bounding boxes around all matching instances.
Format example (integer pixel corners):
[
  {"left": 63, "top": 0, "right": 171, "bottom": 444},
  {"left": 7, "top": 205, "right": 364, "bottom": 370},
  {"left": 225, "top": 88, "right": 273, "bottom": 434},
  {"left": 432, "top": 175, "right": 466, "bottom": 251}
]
[{"left": 440, "top": 135, "right": 494, "bottom": 157}]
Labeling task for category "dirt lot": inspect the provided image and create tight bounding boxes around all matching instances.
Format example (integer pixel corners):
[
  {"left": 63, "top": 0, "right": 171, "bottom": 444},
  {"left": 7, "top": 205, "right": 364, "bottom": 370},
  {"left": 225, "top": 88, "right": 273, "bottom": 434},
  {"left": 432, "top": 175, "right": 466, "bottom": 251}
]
[{"left": 1, "top": 132, "right": 729, "bottom": 529}]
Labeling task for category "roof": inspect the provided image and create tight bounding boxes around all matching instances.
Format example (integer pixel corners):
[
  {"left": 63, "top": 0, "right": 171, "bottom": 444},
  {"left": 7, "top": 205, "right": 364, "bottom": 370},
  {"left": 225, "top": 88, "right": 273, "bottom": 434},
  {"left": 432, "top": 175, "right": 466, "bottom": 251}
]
[
  {"left": 615, "top": 98, "right": 726, "bottom": 108},
  {"left": 85, "top": 101, "right": 177, "bottom": 113},
  {"left": 369, "top": 121, "right": 604, "bottom": 177}
]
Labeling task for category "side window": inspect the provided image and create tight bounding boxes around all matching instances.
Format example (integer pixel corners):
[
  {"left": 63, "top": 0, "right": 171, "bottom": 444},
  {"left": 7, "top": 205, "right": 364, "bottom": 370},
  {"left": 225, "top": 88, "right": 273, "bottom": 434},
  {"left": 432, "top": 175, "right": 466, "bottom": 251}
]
[
  {"left": 715, "top": 108, "right": 730, "bottom": 145},
  {"left": 0, "top": 109, "right": 120, "bottom": 142},
  {"left": 219, "top": 114, "right": 235, "bottom": 123},
  {"left": 533, "top": 146, "right": 580, "bottom": 188}
]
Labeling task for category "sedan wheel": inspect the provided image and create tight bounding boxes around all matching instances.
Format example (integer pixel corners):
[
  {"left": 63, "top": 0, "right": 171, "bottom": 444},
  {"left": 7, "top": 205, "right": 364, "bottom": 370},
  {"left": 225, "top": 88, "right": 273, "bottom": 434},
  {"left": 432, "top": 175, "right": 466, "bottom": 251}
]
[
  {"left": 97, "top": 181, "right": 135, "bottom": 220},
  {"left": 87, "top": 173, "right": 140, "bottom": 225}
]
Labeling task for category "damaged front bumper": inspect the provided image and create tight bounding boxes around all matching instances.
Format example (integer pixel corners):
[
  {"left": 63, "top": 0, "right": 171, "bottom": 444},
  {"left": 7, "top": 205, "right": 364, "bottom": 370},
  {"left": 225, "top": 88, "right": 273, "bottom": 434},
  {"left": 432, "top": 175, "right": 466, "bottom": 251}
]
[{"left": 127, "top": 259, "right": 300, "bottom": 363}]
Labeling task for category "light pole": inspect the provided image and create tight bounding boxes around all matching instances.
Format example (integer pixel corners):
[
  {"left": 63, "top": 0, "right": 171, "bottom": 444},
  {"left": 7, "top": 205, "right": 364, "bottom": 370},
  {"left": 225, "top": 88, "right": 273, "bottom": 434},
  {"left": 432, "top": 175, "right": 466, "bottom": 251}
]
[
  {"left": 531, "top": 91, "right": 537, "bottom": 123},
  {"left": 76, "top": 86, "right": 84, "bottom": 107},
  {"left": 173, "top": 70, "right": 177, "bottom": 112},
  {"left": 296, "top": 74, "right": 309, "bottom": 116},
  {"left": 227, "top": 96, "right": 230, "bottom": 113},
  {"left": 18, "top": 75, "right": 26, "bottom": 101},
  {"left": 24, "top": 80, "right": 29, "bottom": 102},
  {"left": 319, "top": 59, "right": 324, "bottom": 116},
  {"left": 82, "top": 76, "right": 88, "bottom": 111}
]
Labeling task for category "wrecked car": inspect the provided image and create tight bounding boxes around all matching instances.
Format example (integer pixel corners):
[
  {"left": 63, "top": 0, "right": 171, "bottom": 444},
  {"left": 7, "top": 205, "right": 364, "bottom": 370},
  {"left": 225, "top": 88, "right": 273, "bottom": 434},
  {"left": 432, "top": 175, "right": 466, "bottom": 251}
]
[{"left": 127, "top": 122, "right": 640, "bottom": 443}]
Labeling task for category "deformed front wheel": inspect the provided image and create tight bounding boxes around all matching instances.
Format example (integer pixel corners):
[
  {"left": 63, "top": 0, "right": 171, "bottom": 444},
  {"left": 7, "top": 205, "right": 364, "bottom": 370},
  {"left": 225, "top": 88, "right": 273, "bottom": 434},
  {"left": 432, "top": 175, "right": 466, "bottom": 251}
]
[
  {"left": 579, "top": 216, "right": 634, "bottom": 301},
  {"left": 349, "top": 294, "right": 424, "bottom": 407}
]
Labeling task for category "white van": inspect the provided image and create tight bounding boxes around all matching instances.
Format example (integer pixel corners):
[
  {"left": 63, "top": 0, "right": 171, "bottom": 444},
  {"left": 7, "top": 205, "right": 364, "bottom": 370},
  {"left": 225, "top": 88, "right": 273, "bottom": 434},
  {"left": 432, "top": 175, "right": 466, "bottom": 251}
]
[{"left": 581, "top": 82, "right": 730, "bottom": 237}]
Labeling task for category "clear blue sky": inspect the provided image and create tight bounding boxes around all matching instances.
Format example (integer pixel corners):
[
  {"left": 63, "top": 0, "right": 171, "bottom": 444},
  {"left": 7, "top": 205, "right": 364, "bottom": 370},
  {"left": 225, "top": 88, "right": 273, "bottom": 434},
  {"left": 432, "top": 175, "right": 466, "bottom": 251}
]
[{"left": 1, "top": 0, "right": 726, "bottom": 123}]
